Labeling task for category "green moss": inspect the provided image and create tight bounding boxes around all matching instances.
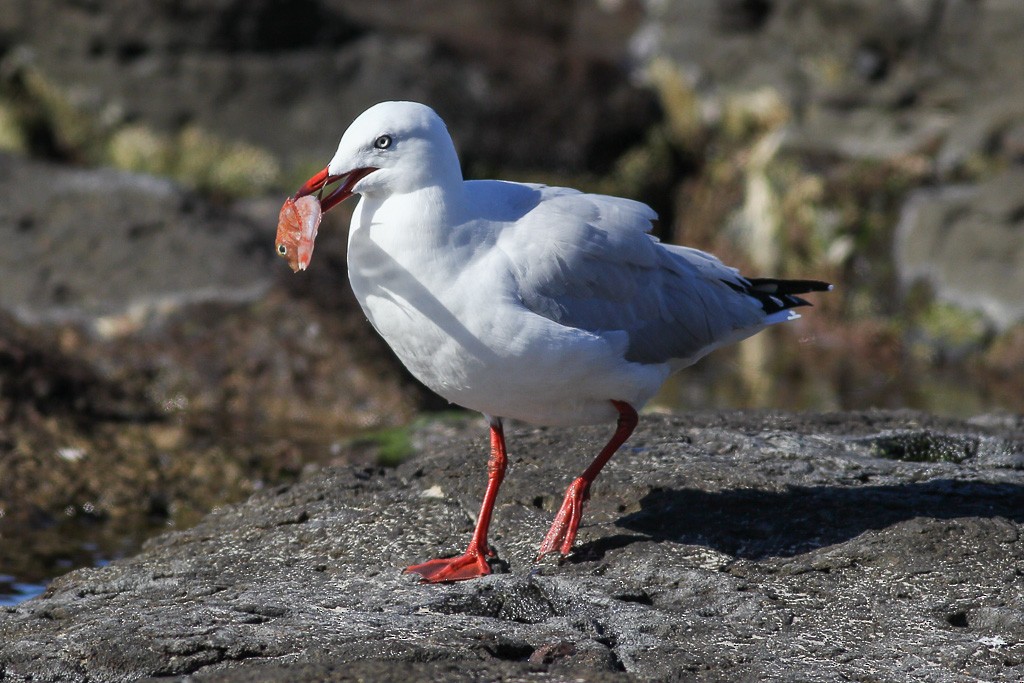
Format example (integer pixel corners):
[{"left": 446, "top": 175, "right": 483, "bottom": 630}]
[
  {"left": 20, "top": 69, "right": 108, "bottom": 160},
  {"left": 1, "top": 62, "right": 283, "bottom": 197},
  {"left": 358, "top": 411, "right": 477, "bottom": 467},
  {"left": 868, "top": 432, "right": 977, "bottom": 464},
  {"left": 349, "top": 425, "right": 415, "bottom": 467},
  {"left": 915, "top": 301, "right": 991, "bottom": 351},
  {"left": 720, "top": 87, "right": 790, "bottom": 143},
  {"left": 107, "top": 124, "right": 171, "bottom": 174},
  {"left": 0, "top": 102, "right": 27, "bottom": 153},
  {"left": 647, "top": 57, "right": 704, "bottom": 154},
  {"left": 177, "top": 126, "right": 281, "bottom": 196},
  {"left": 105, "top": 123, "right": 283, "bottom": 196}
]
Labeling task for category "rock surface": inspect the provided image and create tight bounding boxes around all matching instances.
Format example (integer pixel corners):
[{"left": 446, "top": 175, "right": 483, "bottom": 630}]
[
  {"left": 644, "top": 0, "right": 1024, "bottom": 164},
  {"left": 0, "top": 153, "right": 274, "bottom": 335},
  {"left": 2, "top": 2, "right": 1024, "bottom": 673},
  {"left": 0, "top": 150, "right": 420, "bottom": 591},
  {"left": 0, "top": 0, "right": 655, "bottom": 171},
  {"left": 1, "top": 411, "right": 1021, "bottom": 682},
  {"left": 895, "top": 171, "right": 1024, "bottom": 330},
  {"left": 643, "top": 0, "right": 1024, "bottom": 330}
]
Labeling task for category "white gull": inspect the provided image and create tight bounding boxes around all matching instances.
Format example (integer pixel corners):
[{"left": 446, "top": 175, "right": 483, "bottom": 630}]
[{"left": 290, "top": 101, "right": 831, "bottom": 582}]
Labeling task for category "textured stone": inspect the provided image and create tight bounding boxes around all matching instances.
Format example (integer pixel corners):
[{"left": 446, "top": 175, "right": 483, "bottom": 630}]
[
  {"left": 0, "top": 153, "right": 274, "bottom": 335},
  {"left": 0, "top": 0, "right": 656, "bottom": 172},
  {"left": 894, "top": 170, "right": 1024, "bottom": 329},
  {"left": 1, "top": 411, "right": 1021, "bottom": 681}
]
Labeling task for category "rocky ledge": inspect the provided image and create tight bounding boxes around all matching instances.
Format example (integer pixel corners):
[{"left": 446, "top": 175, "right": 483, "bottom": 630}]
[{"left": 1, "top": 411, "right": 1022, "bottom": 682}]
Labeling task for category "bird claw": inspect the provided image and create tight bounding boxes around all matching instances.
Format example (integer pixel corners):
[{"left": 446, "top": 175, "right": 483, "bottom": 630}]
[
  {"left": 536, "top": 478, "right": 588, "bottom": 560},
  {"left": 405, "top": 549, "right": 492, "bottom": 583}
]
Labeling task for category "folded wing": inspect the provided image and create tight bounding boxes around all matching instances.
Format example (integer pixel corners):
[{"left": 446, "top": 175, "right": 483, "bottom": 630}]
[{"left": 496, "top": 186, "right": 827, "bottom": 366}]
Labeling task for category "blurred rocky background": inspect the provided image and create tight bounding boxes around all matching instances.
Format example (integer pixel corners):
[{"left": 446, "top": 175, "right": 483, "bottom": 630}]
[{"left": 1, "top": 0, "right": 1022, "bottom": 603}]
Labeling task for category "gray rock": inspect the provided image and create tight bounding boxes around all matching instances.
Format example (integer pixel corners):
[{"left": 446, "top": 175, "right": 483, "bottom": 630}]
[
  {"left": 0, "top": 153, "right": 275, "bottom": 335},
  {"left": 0, "top": 0, "right": 656, "bottom": 172},
  {"left": 894, "top": 170, "right": 1024, "bottom": 329},
  {"left": 936, "top": 94, "right": 1024, "bottom": 176},
  {"left": 1, "top": 411, "right": 1021, "bottom": 681},
  {"left": 639, "top": 0, "right": 1024, "bottom": 166}
]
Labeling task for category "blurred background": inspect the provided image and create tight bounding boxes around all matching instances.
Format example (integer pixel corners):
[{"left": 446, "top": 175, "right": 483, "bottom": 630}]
[{"left": 1, "top": 0, "right": 1022, "bottom": 602}]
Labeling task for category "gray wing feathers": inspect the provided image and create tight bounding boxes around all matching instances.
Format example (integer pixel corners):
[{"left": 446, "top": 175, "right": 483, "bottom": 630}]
[{"left": 499, "top": 188, "right": 767, "bottom": 365}]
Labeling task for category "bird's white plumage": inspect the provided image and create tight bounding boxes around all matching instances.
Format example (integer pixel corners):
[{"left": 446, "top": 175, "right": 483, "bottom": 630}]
[{"left": 332, "top": 102, "right": 804, "bottom": 426}]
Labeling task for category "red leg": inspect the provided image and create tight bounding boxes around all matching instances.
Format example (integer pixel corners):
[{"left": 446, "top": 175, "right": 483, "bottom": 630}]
[
  {"left": 537, "top": 401, "right": 638, "bottom": 559},
  {"left": 405, "top": 418, "right": 507, "bottom": 582}
]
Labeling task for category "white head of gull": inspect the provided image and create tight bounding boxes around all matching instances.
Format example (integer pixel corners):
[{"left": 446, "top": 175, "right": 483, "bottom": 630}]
[{"left": 290, "top": 101, "right": 832, "bottom": 582}]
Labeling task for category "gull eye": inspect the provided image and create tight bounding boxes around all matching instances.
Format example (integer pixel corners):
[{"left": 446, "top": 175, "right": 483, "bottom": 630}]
[
  {"left": 374, "top": 134, "right": 392, "bottom": 150},
  {"left": 277, "top": 244, "right": 287, "bottom": 255}
]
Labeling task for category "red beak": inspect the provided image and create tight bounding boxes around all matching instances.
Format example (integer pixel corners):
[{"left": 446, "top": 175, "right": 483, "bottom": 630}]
[{"left": 295, "top": 166, "right": 375, "bottom": 212}]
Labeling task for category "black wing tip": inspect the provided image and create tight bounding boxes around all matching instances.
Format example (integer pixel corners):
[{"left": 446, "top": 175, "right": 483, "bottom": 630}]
[
  {"left": 726, "top": 277, "right": 833, "bottom": 315},
  {"left": 746, "top": 278, "right": 834, "bottom": 295},
  {"left": 789, "top": 294, "right": 813, "bottom": 308}
]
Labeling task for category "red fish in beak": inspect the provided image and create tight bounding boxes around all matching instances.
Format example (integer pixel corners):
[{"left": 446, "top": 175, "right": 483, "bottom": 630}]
[
  {"left": 275, "top": 195, "right": 321, "bottom": 272},
  {"left": 275, "top": 166, "right": 375, "bottom": 272}
]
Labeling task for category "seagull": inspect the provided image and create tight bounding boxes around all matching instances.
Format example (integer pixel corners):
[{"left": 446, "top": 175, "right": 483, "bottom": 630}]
[{"left": 287, "top": 101, "right": 831, "bottom": 583}]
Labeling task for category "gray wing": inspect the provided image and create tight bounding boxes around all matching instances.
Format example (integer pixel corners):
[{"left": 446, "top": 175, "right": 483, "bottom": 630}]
[{"left": 495, "top": 186, "right": 770, "bottom": 365}]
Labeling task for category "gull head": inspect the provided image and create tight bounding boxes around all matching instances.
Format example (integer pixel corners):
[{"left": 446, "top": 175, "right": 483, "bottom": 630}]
[{"left": 294, "top": 101, "right": 462, "bottom": 212}]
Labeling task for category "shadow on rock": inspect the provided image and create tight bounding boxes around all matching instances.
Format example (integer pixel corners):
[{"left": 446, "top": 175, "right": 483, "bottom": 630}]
[{"left": 612, "top": 479, "right": 1024, "bottom": 560}]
